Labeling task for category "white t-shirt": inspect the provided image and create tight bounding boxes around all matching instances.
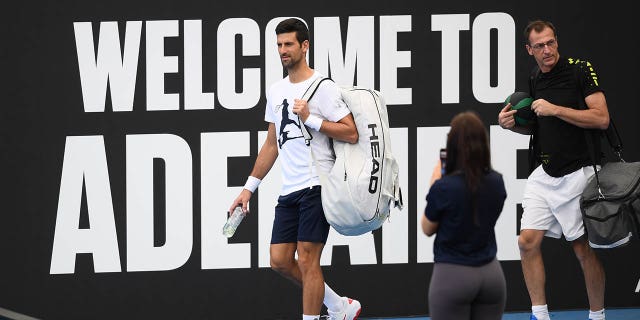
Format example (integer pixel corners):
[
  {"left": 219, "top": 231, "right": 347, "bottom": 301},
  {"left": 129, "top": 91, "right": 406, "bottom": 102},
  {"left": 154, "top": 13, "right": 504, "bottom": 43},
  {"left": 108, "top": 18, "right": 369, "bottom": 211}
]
[{"left": 265, "top": 71, "right": 350, "bottom": 195}]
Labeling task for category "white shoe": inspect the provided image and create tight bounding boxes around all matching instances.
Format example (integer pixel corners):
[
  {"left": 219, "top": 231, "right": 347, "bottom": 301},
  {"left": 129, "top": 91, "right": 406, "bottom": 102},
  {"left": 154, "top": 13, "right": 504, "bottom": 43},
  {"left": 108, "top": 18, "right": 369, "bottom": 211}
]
[{"left": 327, "top": 297, "right": 361, "bottom": 320}]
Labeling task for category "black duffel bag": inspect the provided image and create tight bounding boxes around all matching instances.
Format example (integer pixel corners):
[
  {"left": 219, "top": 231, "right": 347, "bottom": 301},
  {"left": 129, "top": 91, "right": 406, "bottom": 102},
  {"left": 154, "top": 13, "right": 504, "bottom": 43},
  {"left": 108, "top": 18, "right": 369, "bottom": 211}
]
[{"left": 580, "top": 161, "right": 640, "bottom": 248}]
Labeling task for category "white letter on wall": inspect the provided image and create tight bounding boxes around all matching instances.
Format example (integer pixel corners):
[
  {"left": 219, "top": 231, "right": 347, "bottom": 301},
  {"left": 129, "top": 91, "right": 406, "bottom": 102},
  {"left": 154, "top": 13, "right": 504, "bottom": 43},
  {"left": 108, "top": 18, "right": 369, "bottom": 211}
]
[
  {"left": 416, "top": 126, "right": 450, "bottom": 263},
  {"left": 490, "top": 125, "right": 528, "bottom": 261},
  {"left": 322, "top": 232, "right": 377, "bottom": 266},
  {"left": 257, "top": 131, "right": 282, "bottom": 268},
  {"left": 431, "top": 14, "right": 469, "bottom": 104},
  {"left": 472, "top": 12, "right": 515, "bottom": 103},
  {"left": 217, "top": 18, "right": 261, "bottom": 110},
  {"left": 146, "top": 20, "right": 180, "bottom": 111},
  {"left": 314, "top": 16, "right": 374, "bottom": 88},
  {"left": 382, "top": 128, "right": 409, "bottom": 264},
  {"left": 201, "top": 132, "right": 251, "bottom": 269},
  {"left": 380, "top": 15, "right": 412, "bottom": 105},
  {"left": 184, "top": 20, "right": 215, "bottom": 110},
  {"left": 126, "top": 134, "right": 193, "bottom": 271},
  {"left": 74, "top": 21, "right": 141, "bottom": 112},
  {"left": 51, "top": 136, "right": 121, "bottom": 274}
]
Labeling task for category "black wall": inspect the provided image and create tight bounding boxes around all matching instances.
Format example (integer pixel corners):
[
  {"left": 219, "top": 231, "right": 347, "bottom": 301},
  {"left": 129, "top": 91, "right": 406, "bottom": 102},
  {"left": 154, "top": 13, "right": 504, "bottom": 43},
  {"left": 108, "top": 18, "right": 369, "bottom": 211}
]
[{"left": 1, "top": 0, "right": 639, "bottom": 319}]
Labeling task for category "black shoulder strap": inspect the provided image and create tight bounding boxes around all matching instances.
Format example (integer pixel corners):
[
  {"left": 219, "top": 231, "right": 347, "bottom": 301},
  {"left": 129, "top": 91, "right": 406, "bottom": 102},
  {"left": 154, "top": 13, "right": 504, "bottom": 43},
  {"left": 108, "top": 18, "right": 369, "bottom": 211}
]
[
  {"left": 569, "top": 59, "right": 622, "bottom": 158},
  {"left": 527, "top": 66, "right": 541, "bottom": 174},
  {"left": 605, "top": 120, "right": 624, "bottom": 161},
  {"left": 571, "top": 62, "right": 603, "bottom": 188},
  {"left": 301, "top": 77, "right": 332, "bottom": 102},
  {"left": 574, "top": 61, "right": 625, "bottom": 197}
]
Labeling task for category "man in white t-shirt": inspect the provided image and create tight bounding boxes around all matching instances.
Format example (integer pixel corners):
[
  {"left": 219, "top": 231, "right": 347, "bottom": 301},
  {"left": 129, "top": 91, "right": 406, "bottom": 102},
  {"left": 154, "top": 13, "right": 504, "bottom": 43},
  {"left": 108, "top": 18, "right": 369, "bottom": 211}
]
[{"left": 228, "top": 18, "right": 361, "bottom": 320}]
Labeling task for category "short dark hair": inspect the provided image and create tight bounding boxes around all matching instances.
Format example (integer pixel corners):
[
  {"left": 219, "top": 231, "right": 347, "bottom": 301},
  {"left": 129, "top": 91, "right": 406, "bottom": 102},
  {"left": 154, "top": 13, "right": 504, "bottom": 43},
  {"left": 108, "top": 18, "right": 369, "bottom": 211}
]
[
  {"left": 275, "top": 18, "right": 310, "bottom": 45},
  {"left": 524, "top": 20, "right": 557, "bottom": 45}
]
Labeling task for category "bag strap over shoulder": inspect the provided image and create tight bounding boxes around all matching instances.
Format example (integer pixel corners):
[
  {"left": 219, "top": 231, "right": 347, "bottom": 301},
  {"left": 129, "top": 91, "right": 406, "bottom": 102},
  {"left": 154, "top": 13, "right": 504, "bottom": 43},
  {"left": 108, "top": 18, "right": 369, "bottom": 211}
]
[
  {"left": 297, "top": 76, "right": 334, "bottom": 189},
  {"left": 575, "top": 63, "right": 625, "bottom": 198},
  {"left": 605, "top": 119, "right": 624, "bottom": 161},
  {"left": 575, "top": 72, "right": 605, "bottom": 197},
  {"left": 299, "top": 77, "right": 332, "bottom": 146},
  {"left": 301, "top": 77, "right": 332, "bottom": 101},
  {"left": 528, "top": 66, "right": 541, "bottom": 174}
]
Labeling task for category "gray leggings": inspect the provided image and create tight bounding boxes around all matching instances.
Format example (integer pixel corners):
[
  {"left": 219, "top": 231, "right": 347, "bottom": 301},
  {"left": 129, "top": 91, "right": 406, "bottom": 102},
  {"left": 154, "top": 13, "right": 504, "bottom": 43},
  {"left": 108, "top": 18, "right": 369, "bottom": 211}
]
[{"left": 428, "top": 258, "right": 506, "bottom": 320}]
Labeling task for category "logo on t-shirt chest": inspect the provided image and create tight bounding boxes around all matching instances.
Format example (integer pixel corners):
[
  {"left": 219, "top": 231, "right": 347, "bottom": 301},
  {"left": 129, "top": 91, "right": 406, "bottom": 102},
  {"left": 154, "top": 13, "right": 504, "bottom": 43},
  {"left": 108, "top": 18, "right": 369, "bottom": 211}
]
[{"left": 276, "top": 98, "right": 303, "bottom": 148}]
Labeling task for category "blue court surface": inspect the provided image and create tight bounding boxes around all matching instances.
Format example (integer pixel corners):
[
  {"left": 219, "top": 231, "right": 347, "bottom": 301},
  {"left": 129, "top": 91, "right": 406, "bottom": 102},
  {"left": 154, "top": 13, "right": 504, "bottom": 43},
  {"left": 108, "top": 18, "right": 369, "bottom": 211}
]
[
  {"left": 361, "top": 308, "right": 640, "bottom": 320},
  {"left": 2, "top": 307, "right": 639, "bottom": 319}
]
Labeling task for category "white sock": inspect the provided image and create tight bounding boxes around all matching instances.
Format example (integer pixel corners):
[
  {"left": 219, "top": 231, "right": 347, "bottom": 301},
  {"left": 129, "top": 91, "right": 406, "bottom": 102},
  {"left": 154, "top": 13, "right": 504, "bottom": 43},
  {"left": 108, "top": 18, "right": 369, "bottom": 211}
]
[
  {"left": 532, "top": 304, "right": 550, "bottom": 320},
  {"left": 323, "top": 283, "right": 343, "bottom": 311},
  {"left": 589, "top": 308, "right": 605, "bottom": 320},
  {"left": 302, "top": 315, "right": 320, "bottom": 320}
]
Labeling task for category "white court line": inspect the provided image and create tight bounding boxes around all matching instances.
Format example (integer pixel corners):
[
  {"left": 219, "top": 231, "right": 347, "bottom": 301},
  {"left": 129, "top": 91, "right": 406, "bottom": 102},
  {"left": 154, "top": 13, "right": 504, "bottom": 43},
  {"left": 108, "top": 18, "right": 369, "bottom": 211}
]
[{"left": 0, "top": 307, "right": 40, "bottom": 320}]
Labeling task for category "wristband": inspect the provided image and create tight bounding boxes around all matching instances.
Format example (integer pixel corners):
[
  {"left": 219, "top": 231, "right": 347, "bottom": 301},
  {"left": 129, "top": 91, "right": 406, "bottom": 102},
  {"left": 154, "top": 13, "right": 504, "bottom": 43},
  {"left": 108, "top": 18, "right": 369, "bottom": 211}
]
[
  {"left": 304, "top": 114, "right": 323, "bottom": 131},
  {"left": 243, "top": 176, "right": 261, "bottom": 193}
]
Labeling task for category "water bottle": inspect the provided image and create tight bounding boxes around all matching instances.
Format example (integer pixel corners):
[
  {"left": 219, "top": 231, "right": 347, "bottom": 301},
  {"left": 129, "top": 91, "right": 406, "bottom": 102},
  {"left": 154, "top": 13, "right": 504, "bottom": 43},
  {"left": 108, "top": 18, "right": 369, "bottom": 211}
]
[{"left": 223, "top": 206, "right": 246, "bottom": 238}]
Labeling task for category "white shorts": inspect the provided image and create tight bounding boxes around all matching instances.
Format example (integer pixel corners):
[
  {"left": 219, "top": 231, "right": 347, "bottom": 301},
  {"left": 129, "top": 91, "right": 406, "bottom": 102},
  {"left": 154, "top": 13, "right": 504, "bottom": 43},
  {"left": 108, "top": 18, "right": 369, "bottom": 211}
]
[{"left": 521, "top": 165, "right": 595, "bottom": 241}]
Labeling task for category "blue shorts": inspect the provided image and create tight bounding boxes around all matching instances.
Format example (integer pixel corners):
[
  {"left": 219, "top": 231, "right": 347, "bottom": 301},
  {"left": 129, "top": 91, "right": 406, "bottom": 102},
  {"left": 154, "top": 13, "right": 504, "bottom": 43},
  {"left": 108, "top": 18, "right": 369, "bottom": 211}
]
[{"left": 270, "top": 186, "right": 330, "bottom": 244}]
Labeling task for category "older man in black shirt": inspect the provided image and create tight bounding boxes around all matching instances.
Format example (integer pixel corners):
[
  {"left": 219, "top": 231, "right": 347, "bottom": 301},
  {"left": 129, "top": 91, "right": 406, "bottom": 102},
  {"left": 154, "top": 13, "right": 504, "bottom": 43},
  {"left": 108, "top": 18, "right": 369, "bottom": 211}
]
[{"left": 498, "top": 20, "right": 608, "bottom": 320}]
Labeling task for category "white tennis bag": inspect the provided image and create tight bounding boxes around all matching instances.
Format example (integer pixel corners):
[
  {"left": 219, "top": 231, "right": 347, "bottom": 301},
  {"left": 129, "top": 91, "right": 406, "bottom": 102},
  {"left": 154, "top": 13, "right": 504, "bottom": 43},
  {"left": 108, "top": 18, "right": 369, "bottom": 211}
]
[{"left": 301, "top": 78, "right": 403, "bottom": 236}]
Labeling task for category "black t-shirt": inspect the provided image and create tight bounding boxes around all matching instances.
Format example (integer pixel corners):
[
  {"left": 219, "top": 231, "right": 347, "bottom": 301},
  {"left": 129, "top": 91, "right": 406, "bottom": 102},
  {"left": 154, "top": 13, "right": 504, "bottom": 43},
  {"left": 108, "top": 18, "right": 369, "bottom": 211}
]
[
  {"left": 424, "top": 170, "right": 506, "bottom": 266},
  {"left": 529, "top": 57, "right": 604, "bottom": 177}
]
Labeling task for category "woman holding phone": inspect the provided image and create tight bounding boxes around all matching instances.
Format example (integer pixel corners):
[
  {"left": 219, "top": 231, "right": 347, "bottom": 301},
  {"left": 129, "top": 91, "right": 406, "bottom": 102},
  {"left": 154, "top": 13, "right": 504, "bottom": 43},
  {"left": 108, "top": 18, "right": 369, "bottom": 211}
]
[{"left": 422, "top": 111, "right": 507, "bottom": 320}]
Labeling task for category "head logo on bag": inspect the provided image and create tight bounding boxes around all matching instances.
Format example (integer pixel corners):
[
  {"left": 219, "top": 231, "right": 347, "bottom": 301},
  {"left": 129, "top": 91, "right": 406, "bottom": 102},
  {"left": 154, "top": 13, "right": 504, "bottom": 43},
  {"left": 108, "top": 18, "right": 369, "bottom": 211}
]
[
  {"left": 300, "top": 78, "right": 403, "bottom": 236},
  {"left": 368, "top": 123, "right": 380, "bottom": 194}
]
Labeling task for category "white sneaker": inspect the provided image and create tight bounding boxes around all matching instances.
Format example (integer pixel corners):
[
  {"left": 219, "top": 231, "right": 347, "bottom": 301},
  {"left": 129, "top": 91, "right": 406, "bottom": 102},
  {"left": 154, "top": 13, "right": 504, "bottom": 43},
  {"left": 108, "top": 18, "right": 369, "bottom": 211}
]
[{"left": 327, "top": 297, "right": 361, "bottom": 320}]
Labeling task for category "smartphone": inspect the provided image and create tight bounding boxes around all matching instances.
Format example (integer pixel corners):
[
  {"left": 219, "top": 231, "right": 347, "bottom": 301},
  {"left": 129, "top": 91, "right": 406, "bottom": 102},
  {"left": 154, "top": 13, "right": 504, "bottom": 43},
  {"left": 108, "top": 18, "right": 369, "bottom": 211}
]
[{"left": 439, "top": 148, "right": 447, "bottom": 175}]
